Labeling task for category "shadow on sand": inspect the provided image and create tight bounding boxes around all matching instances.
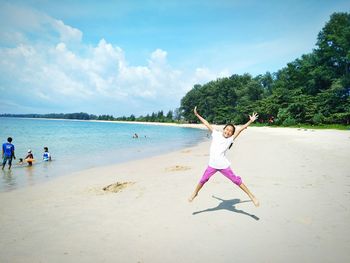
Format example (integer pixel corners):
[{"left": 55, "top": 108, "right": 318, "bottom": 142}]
[{"left": 192, "top": 195, "right": 259, "bottom": 221}]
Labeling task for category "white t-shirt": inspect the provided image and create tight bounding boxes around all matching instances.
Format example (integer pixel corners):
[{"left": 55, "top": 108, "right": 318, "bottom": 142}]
[
  {"left": 43, "top": 152, "right": 51, "bottom": 161},
  {"left": 208, "top": 130, "right": 234, "bottom": 169}
]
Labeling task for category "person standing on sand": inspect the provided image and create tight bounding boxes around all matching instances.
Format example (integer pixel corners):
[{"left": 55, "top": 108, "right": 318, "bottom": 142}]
[
  {"left": 188, "top": 107, "right": 260, "bottom": 207},
  {"left": 2, "top": 137, "right": 16, "bottom": 170}
]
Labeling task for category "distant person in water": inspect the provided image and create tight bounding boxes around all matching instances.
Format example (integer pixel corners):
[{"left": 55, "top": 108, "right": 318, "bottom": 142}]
[
  {"left": 25, "top": 149, "right": 34, "bottom": 166},
  {"left": 43, "top": 147, "right": 51, "bottom": 161},
  {"left": 2, "top": 137, "right": 16, "bottom": 170},
  {"left": 188, "top": 107, "right": 260, "bottom": 207},
  {"left": 133, "top": 133, "right": 139, "bottom": 138}
]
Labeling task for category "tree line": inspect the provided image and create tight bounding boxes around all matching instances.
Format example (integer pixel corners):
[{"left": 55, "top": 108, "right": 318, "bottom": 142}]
[
  {"left": 0, "top": 110, "right": 180, "bottom": 123},
  {"left": 114, "top": 109, "right": 181, "bottom": 122},
  {"left": 180, "top": 12, "right": 350, "bottom": 126},
  {"left": 0, "top": 113, "right": 97, "bottom": 120}
]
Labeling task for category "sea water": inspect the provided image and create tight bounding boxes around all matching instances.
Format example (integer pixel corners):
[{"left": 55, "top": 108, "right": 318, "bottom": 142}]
[{"left": 0, "top": 117, "right": 207, "bottom": 191}]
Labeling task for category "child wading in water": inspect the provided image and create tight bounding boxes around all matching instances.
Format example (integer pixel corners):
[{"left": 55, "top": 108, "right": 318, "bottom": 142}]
[{"left": 188, "top": 107, "right": 260, "bottom": 207}]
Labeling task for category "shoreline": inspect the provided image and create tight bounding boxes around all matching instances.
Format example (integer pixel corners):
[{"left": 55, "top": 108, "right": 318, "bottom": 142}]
[
  {"left": 1, "top": 127, "right": 350, "bottom": 262},
  {"left": 3, "top": 116, "right": 349, "bottom": 132},
  {"left": 3, "top": 116, "right": 349, "bottom": 133},
  {"left": 0, "top": 118, "right": 209, "bottom": 192},
  {"left": 1, "top": 116, "right": 206, "bottom": 129},
  {"left": 2, "top": 125, "right": 348, "bottom": 193}
]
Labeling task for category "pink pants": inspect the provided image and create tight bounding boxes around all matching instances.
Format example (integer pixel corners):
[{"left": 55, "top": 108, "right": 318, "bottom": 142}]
[{"left": 199, "top": 166, "right": 242, "bottom": 186}]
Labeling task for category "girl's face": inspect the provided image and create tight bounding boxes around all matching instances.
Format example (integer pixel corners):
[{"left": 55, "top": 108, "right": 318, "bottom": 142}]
[{"left": 223, "top": 125, "right": 234, "bottom": 138}]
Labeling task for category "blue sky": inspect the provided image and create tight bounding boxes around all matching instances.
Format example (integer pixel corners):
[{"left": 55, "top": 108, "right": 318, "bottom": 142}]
[{"left": 0, "top": 0, "right": 349, "bottom": 116}]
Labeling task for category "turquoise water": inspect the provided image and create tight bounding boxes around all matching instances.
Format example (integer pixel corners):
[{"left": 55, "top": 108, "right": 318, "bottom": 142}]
[{"left": 0, "top": 117, "right": 207, "bottom": 191}]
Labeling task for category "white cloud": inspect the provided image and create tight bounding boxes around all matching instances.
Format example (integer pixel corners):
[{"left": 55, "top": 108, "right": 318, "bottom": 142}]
[
  {"left": 191, "top": 67, "right": 230, "bottom": 85},
  {"left": 52, "top": 20, "right": 83, "bottom": 43},
  {"left": 0, "top": 3, "right": 84, "bottom": 47},
  {"left": 0, "top": 4, "right": 229, "bottom": 116},
  {"left": 149, "top": 49, "right": 167, "bottom": 66}
]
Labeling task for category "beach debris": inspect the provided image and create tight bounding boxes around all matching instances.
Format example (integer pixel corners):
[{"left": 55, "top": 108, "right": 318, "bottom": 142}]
[
  {"left": 102, "top": 182, "right": 135, "bottom": 193},
  {"left": 165, "top": 165, "right": 191, "bottom": 172}
]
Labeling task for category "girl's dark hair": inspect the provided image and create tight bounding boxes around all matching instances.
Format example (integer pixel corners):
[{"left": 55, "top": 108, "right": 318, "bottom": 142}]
[
  {"left": 224, "top": 124, "right": 235, "bottom": 149},
  {"left": 224, "top": 123, "right": 235, "bottom": 134}
]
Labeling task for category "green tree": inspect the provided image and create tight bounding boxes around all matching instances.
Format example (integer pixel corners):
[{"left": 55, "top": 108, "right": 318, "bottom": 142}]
[{"left": 316, "top": 12, "right": 350, "bottom": 80}]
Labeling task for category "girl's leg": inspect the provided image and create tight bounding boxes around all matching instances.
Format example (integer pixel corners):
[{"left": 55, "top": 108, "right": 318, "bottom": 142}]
[
  {"left": 220, "top": 167, "right": 259, "bottom": 207},
  {"left": 239, "top": 183, "right": 260, "bottom": 207},
  {"left": 188, "top": 183, "right": 204, "bottom": 202},
  {"left": 188, "top": 166, "right": 217, "bottom": 202}
]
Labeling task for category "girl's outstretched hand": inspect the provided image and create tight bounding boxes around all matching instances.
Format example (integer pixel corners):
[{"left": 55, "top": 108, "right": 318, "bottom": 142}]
[
  {"left": 194, "top": 106, "right": 198, "bottom": 116},
  {"left": 249, "top": 112, "right": 259, "bottom": 122}
]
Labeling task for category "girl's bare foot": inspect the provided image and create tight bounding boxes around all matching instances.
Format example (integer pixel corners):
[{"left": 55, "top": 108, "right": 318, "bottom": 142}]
[
  {"left": 188, "top": 193, "right": 197, "bottom": 202},
  {"left": 251, "top": 196, "right": 260, "bottom": 207},
  {"left": 239, "top": 183, "right": 259, "bottom": 207}
]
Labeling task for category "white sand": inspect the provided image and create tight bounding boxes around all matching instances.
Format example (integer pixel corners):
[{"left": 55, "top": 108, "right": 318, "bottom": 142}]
[{"left": 0, "top": 127, "right": 350, "bottom": 263}]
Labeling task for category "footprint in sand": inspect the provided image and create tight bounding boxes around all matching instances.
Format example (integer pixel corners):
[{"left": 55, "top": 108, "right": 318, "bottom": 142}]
[
  {"left": 165, "top": 165, "right": 191, "bottom": 172},
  {"left": 296, "top": 217, "right": 312, "bottom": 225},
  {"left": 102, "top": 182, "right": 135, "bottom": 193}
]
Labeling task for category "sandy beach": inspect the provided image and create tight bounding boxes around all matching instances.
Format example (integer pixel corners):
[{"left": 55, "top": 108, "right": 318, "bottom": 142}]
[{"left": 1, "top": 126, "right": 350, "bottom": 263}]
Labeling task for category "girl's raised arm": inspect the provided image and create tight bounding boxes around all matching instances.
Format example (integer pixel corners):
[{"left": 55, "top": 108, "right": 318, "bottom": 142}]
[
  {"left": 233, "top": 112, "right": 258, "bottom": 140},
  {"left": 194, "top": 106, "right": 213, "bottom": 132}
]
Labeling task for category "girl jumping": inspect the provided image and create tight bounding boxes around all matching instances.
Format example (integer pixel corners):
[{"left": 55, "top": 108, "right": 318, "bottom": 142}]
[{"left": 188, "top": 106, "right": 260, "bottom": 207}]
